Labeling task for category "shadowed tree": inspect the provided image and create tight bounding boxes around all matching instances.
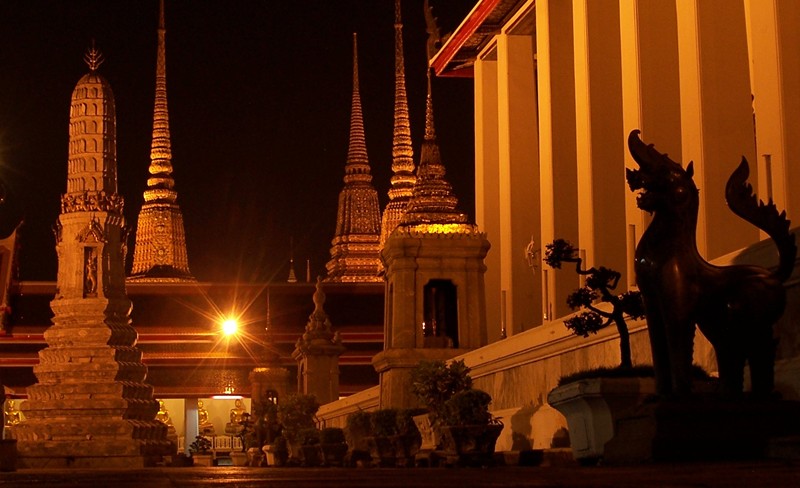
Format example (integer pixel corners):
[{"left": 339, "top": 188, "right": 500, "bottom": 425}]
[{"left": 545, "top": 239, "right": 644, "bottom": 369}]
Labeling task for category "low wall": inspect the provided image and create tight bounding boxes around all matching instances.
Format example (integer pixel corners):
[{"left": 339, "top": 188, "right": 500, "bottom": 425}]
[{"left": 317, "top": 232, "right": 800, "bottom": 452}]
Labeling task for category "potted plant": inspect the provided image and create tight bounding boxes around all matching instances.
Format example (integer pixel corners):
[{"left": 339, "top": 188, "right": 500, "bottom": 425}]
[
  {"left": 410, "top": 359, "right": 473, "bottom": 451},
  {"left": 188, "top": 435, "right": 213, "bottom": 467},
  {"left": 344, "top": 410, "right": 372, "bottom": 467},
  {"left": 544, "top": 238, "right": 652, "bottom": 463},
  {"left": 368, "top": 409, "right": 399, "bottom": 466},
  {"left": 277, "top": 394, "right": 320, "bottom": 466},
  {"left": 439, "top": 389, "right": 503, "bottom": 466},
  {"left": 393, "top": 408, "right": 424, "bottom": 467},
  {"left": 264, "top": 435, "right": 289, "bottom": 467},
  {"left": 319, "top": 427, "right": 348, "bottom": 466},
  {"left": 296, "top": 427, "right": 321, "bottom": 467},
  {"left": 229, "top": 413, "right": 252, "bottom": 466}
]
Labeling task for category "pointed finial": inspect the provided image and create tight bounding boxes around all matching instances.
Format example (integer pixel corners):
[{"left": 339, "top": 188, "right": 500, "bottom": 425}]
[
  {"left": 425, "top": 69, "right": 435, "bottom": 141},
  {"left": 352, "top": 33, "right": 359, "bottom": 92},
  {"left": 83, "top": 39, "right": 105, "bottom": 72},
  {"left": 159, "top": 0, "right": 165, "bottom": 31}
]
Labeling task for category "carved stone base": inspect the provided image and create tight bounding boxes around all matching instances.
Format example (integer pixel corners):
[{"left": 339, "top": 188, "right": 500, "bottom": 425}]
[{"left": 604, "top": 396, "right": 800, "bottom": 464}]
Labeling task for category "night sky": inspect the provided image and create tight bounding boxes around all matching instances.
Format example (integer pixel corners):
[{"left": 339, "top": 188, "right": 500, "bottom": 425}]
[{"left": 0, "top": 0, "right": 476, "bottom": 283}]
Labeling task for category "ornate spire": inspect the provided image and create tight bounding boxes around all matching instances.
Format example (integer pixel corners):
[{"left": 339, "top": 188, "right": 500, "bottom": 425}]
[
  {"left": 129, "top": 0, "right": 194, "bottom": 282},
  {"left": 400, "top": 70, "right": 472, "bottom": 233},
  {"left": 325, "top": 33, "right": 382, "bottom": 283},
  {"left": 380, "top": 0, "right": 416, "bottom": 248}
]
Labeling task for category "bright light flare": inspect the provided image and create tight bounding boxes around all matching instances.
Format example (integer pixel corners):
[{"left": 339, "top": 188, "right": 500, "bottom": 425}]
[{"left": 221, "top": 318, "right": 239, "bottom": 336}]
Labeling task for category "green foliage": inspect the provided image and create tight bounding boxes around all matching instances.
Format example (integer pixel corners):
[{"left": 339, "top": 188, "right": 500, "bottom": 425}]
[
  {"left": 566, "top": 287, "right": 596, "bottom": 309},
  {"left": 345, "top": 410, "right": 372, "bottom": 437},
  {"left": 188, "top": 435, "right": 212, "bottom": 455},
  {"left": 236, "top": 412, "right": 257, "bottom": 451},
  {"left": 371, "top": 409, "right": 399, "bottom": 437},
  {"left": 564, "top": 311, "right": 605, "bottom": 338},
  {"left": 619, "top": 291, "right": 646, "bottom": 319},
  {"left": 278, "top": 394, "right": 320, "bottom": 433},
  {"left": 545, "top": 238, "right": 645, "bottom": 368},
  {"left": 320, "top": 427, "right": 346, "bottom": 445},
  {"left": 271, "top": 435, "right": 288, "bottom": 453},
  {"left": 293, "top": 427, "right": 320, "bottom": 446},
  {"left": 442, "top": 389, "right": 496, "bottom": 427},
  {"left": 544, "top": 239, "right": 578, "bottom": 269},
  {"left": 396, "top": 408, "right": 426, "bottom": 437},
  {"left": 411, "top": 359, "right": 473, "bottom": 422}
]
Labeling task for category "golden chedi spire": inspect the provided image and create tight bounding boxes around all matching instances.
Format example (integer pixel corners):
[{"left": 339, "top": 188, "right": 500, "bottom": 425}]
[
  {"left": 380, "top": 0, "right": 416, "bottom": 248},
  {"left": 325, "top": 33, "right": 382, "bottom": 283},
  {"left": 399, "top": 70, "right": 475, "bottom": 235},
  {"left": 16, "top": 45, "right": 172, "bottom": 468},
  {"left": 129, "top": 0, "right": 194, "bottom": 282}
]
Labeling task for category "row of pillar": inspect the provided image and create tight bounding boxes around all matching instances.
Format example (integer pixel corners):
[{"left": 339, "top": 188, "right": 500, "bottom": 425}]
[{"left": 474, "top": 0, "right": 800, "bottom": 335}]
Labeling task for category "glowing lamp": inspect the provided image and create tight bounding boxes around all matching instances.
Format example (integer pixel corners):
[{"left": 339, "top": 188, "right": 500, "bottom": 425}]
[{"left": 221, "top": 318, "right": 238, "bottom": 336}]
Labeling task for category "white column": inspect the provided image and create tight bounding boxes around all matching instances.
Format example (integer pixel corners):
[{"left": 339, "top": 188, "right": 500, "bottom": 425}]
[
  {"left": 745, "top": 0, "right": 800, "bottom": 220},
  {"left": 572, "top": 0, "right": 627, "bottom": 285},
  {"left": 619, "top": 0, "right": 682, "bottom": 285},
  {"left": 536, "top": 0, "right": 580, "bottom": 320},
  {"left": 474, "top": 56, "right": 502, "bottom": 341},
  {"left": 676, "top": 0, "right": 758, "bottom": 259},
  {"left": 497, "top": 33, "right": 542, "bottom": 334}
]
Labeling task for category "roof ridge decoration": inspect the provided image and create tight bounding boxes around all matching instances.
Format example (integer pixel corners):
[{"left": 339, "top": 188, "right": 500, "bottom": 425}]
[{"left": 129, "top": 0, "right": 194, "bottom": 282}]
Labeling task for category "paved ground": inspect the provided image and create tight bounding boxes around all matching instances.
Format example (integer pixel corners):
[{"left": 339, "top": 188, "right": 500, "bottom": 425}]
[{"left": 1, "top": 462, "right": 799, "bottom": 488}]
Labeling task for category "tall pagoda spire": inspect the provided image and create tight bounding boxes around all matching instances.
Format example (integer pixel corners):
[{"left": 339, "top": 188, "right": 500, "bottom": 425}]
[
  {"left": 325, "top": 33, "right": 382, "bottom": 283},
  {"left": 129, "top": 0, "right": 194, "bottom": 282},
  {"left": 380, "top": 0, "right": 416, "bottom": 248},
  {"left": 15, "top": 45, "right": 172, "bottom": 468},
  {"left": 400, "top": 70, "right": 470, "bottom": 231}
]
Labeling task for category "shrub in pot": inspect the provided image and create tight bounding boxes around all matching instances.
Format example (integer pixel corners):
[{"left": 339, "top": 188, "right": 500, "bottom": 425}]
[
  {"left": 345, "top": 410, "right": 372, "bottom": 466},
  {"left": 277, "top": 394, "right": 319, "bottom": 465},
  {"left": 394, "top": 408, "right": 424, "bottom": 466},
  {"left": 319, "top": 427, "right": 348, "bottom": 466},
  {"left": 440, "top": 389, "right": 503, "bottom": 466},
  {"left": 369, "top": 409, "right": 399, "bottom": 466},
  {"left": 411, "top": 359, "right": 473, "bottom": 451},
  {"left": 265, "top": 435, "right": 288, "bottom": 467}
]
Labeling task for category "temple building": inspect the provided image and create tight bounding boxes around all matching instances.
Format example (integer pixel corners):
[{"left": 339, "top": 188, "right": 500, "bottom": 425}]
[
  {"left": 324, "top": 34, "right": 383, "bottom": 283},
  {"left": 379, "top": 0, "right": 416, "bottom": 249},
  {"left": 129, "top": 0, "right": 194, "bottom": 282},
  {"left": 14, "top": 46, "right": 173, "bottom": 467}
]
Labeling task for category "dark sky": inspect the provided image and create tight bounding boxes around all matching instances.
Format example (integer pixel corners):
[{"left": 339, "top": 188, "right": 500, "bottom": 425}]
[{"left": 0, "top": 0, "right": 476, "bottom": 283}]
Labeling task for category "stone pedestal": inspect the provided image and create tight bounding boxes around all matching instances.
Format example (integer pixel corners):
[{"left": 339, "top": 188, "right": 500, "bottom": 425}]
[
  {"left": 15, "top": 298, "right": 173, "bottom": 468},
  {"left": 604, "top": 397, "right": 800, "bottom": 464},
  {"left": 372, "top": 348, "right": 471, "bottom": 409}
]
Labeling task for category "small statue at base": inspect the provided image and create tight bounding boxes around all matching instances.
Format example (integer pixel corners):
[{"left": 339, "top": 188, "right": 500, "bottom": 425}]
[
  {"left": 225, "top": 398, "right": 248, "bottom": 435},
  {"left": 4, "top": 400, "right": 21, "bottom": 427},
  {"left": 198, "top": 400, "right": 215, "bottom": 436}
]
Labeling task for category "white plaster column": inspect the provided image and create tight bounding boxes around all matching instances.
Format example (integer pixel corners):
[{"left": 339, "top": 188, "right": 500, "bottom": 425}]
[
  {"left": 536, "top": 0, "right": 580, "bottom": 321},
  {"left": 676, "top": 0, "right": 758, "bottom": 259},
  {"left": 572, "top": 0, "right": 627, "bottom": 286},
  {"left": 474, "top": 55, "right": 503, "bottom": 341},
  {"left": 745, "top": 0, "right": 800, "bottom": 221},
  {"left": 619, "top": 0, "right": 682, "bottom": 285},
  {"left": 184, "top": 401, "right": 199, "bottom": 448},
  {"left": 496, "top": 33, "right": 541, "bottom": 334}
]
